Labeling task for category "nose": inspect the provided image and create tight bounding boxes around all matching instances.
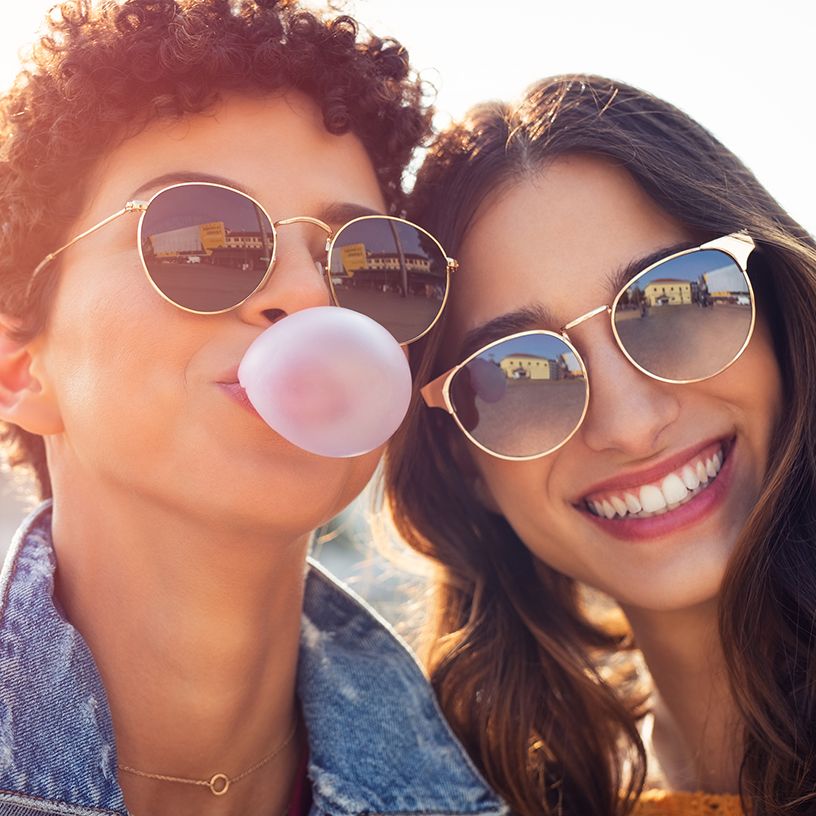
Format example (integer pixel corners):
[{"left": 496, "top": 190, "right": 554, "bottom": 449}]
[
  {"left": 236, "top": 224, "right": 331, "bottom": 327},
  {"left": 572, "top": 320, "right": 681, "bottom": 457}
]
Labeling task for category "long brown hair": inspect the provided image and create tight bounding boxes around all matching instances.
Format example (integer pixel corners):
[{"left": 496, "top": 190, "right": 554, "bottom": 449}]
[{"left": 385, "top": 75, "right": 816, "bottom": 815}]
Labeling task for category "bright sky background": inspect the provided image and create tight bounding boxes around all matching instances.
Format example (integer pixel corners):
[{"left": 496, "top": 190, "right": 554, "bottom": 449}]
[{"left": 0, "top": 0, "right": 813, "bottom": 232}]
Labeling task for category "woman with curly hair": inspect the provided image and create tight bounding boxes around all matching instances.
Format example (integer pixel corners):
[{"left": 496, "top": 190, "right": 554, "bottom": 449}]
[
  {"left": 386, "top": 75, "right": 816, "bottom": 816},
  {"left": 0, "top": 2, "right": 506, "bottom": 815}
]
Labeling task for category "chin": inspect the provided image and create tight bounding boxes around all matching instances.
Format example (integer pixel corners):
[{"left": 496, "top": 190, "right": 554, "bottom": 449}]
[{"left": 601, "top": 557, "right": 728, "bottom": 614}]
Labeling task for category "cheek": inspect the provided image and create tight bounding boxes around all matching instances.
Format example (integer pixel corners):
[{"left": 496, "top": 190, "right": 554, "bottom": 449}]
[
  {"left": 475, "top": 453, "right": 589, "bottom": 578},
  {"left": 474, "top": 452, "right": 558, "bottom": 530},
  {"left": 41, "top": 261, "right": 195, "bottom": 453},
  {"left": 714, "top": 314, "right": 782, "bottom": 452}
]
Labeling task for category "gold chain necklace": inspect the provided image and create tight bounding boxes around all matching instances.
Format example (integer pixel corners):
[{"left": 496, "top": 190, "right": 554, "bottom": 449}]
[{"left": 118, "top": 720, "right": 299, "bottom": 796}]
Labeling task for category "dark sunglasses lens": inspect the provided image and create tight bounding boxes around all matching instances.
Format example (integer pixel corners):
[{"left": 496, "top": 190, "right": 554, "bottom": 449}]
[
  {"left": 613, "top": 250, "right": 753, "bottom": 382},
  {"left": 329, "top": 218, "right": 448, "bottom": 344},
  {"left": 450, "top": 334, "right": 587, "bottom": 459},
  {"left": 140, "top": 185, "right": 275, "bottom": 312}
]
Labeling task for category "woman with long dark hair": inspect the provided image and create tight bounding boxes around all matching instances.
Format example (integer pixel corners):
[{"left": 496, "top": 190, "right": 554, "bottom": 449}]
[
  {"left": 387, "top": 75, "right": 816, "bottom": 815},
  {"left": 0, "top": 3, "right": 505, "bottom": 815}
]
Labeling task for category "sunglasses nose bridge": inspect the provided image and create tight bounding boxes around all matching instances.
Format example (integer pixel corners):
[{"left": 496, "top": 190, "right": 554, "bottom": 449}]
[
  {"left": 273, "top": 215, "right": 333, "bottom": 237},
  {"left": 561, "top": 304, "right": 611, "bottom": 333},
  {"left": 271, "top": 216, "right": 335, "bottom": 270}
]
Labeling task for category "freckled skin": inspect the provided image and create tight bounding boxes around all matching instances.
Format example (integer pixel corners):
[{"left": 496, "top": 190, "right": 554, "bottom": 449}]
[{"left": 447, "top": 155, "right": 782, "bottom": 612}]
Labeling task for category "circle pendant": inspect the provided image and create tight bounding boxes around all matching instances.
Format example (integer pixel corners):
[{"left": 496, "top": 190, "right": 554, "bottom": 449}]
[{"left": 209, "top": 773, "right": 230, "bottom": 795}]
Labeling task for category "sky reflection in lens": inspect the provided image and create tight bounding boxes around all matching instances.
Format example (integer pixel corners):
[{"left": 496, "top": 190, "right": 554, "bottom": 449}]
[
  {"left": 329, "top": 218, "right": 448, "bottom": 343},
  {"left": 614, "top": 250, "right": 752, "bottom": 381},
  {"left": 141, "top": 185, "right": 274, "bottom": 311},
  {"left": 452, "top": 333, "right": 587, "bottom": 459}
]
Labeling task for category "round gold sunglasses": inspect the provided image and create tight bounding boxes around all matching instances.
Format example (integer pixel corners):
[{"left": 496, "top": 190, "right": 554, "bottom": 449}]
[
  {"left": 421, "top": 232, "right": 756, "bottom": 460},
  {"left": 28, "top": 181, "right": 458, "bottom": 345}
]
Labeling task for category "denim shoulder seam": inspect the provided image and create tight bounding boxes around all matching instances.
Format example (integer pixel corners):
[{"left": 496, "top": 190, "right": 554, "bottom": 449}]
[
  {"left": 0, "top": 500, "right": 52, "bottom": 629},
  {"left": 304, "top": 558, "right": 509, "bottom": 814}
]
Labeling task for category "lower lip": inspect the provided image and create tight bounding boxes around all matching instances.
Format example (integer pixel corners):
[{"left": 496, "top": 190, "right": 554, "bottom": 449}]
[
  {"left": 580, "top": 439, "right": 736, "bottom": 541},
  {"left": 218, "top": 382, "right": 264, "bottom": 420}
]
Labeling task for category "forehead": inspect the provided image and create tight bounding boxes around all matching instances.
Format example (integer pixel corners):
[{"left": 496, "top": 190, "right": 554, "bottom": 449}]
[
  {"left": 450, "top": 155, "right": 696, "bottom": 340},
  {"left": 84, "top": 91, "right": 386, "bottom": 220}
]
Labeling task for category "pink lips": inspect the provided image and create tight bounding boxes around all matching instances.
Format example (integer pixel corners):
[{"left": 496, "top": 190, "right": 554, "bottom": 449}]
[
  {"left": 578, "top": 436, "right": 731, "bottom": 499},
  {"left": 579, "top": 437, "right": 737, "bottom": 541},
  {"left": 218, "top": 380, "right": 263, "bottom": 420}
]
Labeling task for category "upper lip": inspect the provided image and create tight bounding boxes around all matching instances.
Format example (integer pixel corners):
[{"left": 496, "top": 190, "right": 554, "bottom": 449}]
[
  {"left": 215, "top": 365, "right": 241, "bottom": 384},
  {"left": 576, "top": 435, "right": 732, "bottom": 501}
]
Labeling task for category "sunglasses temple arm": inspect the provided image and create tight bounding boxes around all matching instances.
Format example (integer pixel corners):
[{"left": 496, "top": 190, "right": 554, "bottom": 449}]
[
  {"left": 701, "top": 232, "right": 755, "bottom": 269},
  {"left": 420, "top": 370, "right": 453, "bottom": 412},
  {"left": 28, "top": 201, "right": 147, "bottom": 296}
]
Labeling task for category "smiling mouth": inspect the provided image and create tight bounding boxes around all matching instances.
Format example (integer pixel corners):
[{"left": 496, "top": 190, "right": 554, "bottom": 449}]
[{"left": 582, "top": 439, "right": 733, "bottom": 520}]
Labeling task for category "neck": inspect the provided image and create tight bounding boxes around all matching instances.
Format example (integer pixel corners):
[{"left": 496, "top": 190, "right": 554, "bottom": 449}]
[
  {"left": 622, "top": 598, "right": 742, "bottom": 795},
  {"left": 50, "top": 476, "right": 309, "bottom": 816}
]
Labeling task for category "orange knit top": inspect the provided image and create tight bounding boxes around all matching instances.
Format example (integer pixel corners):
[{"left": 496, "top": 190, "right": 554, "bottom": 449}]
[
  {"left": 632, "top": 789, "right": 744, "bottom": 815},
  {"left": 629, "top": 711, "right": 746, "bottom": 815}
]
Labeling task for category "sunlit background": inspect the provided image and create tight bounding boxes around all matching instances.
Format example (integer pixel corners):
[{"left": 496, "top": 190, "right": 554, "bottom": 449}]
[{"left": 1, "top": 0, "right": 814, "bottom": 580}]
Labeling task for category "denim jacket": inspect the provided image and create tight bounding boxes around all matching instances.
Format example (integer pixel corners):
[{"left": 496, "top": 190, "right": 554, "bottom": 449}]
[{"left": 0, "top": 503, "right": 507, "bottom": 816}]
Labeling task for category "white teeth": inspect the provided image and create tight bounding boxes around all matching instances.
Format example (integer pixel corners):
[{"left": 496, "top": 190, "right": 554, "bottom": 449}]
[
  {"left": 661, "top": 473, "right": 688, "bottom": 505},
  {"left": 639, "top": 484, "right": 667, "bottom": 513},
  {"left": 610, "top": 496, "right": 628, "bottom": 516},
  {"left": 624, "top": 492, "right": 642, "bottom": 513},
  {"left": 585, "top": 445, "right": 726, "bottom": 521},
  {"left": 680, "top": 465, "right": 700, "bottom": 490}
]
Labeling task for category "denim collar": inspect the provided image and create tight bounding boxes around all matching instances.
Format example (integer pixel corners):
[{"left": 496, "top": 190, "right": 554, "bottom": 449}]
[{"left": 0, "top": 503, "right": 506, "bottom": 816}]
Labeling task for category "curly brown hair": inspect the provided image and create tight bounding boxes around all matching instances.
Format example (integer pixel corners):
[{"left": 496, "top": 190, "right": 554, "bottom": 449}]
[{"left": 0, "top": 0, "right": 433, "bottom": 499}]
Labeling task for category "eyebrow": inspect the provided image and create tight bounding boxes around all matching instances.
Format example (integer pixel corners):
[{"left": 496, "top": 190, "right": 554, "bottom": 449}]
[
  {"left": 459, "top": 304, "right": 557, "bottom": 362},
  {"left": 458, "top": 239, "right": 703, "bottom": 361},
  {"left": 129, "top": 172, "right": 384, "bottom": 225},
  {"left": 317, "top": 201, "right": 385, "bottom": 228},
  {"left": 604, "top": 239, "right": 701, "bottom": 295},
  {"left": 129, "top": 171, "right": 250, "bottom": 200}
]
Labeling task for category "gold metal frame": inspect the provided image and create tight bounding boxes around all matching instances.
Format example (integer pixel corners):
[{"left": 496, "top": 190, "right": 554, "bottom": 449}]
[
  {"left": 422, "top": 328, "right": 590, "bottom": 462},
  {"left": 325, "top": 214, "right": 455, "bottom": 346},
  {"left": 28, "top": 181, "right": 457, "bottom": 344},
  {"left": 421, "top": 231, "right": 756, "bottom": 461}
]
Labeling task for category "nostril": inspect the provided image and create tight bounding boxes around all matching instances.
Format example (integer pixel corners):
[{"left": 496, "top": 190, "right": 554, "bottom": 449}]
[{"left": 262, "top": 308, "right": 286, "bottom": 324}]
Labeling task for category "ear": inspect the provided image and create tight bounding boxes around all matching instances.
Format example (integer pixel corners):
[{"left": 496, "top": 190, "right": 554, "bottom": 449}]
[{"left": 0, "top": 318, "right": 63, "bottom": 435}]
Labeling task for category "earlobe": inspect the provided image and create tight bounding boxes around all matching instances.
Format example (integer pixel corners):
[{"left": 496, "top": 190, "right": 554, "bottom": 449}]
[{"left": 0, "top": 321, "right": 63, "bottom": 435}]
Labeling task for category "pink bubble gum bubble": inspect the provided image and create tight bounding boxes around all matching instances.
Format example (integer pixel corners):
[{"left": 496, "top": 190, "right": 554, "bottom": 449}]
[{"left": 238, "top": 306, "right": 412, "bottom": 458}]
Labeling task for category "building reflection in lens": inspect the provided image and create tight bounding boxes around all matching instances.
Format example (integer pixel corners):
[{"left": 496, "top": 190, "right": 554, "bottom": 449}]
[
  {"left": 141, "top": 187, "right": 274, "bottom": 311},
  {"left": 330, "top": 220, "right": 447, "bottom": 343},
  {"left": 614, "top": 250, "right": 752, "bottom": 381},
  {"left": 453, "top": 334, "right": 587, "bottom": 458}
]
